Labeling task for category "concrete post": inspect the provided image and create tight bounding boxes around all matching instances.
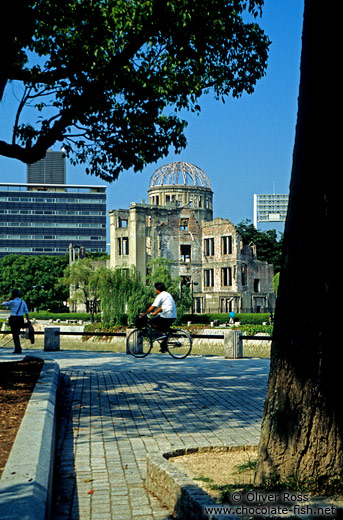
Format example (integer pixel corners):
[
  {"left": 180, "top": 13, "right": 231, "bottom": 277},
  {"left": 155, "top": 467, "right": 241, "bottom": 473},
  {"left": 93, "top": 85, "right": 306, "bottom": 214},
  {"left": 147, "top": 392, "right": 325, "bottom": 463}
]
[
  {"left": 223, "top": 329, "right": 243, "bottom": 358},
  {"left": 1, "top": 322, "right": 9, "bottom": 332},
  {"left": 126, "top": 328, "right": 143, "bottom": 355},
  {"left": 44, "top": 327, "right": 60, "bottom": 351}
]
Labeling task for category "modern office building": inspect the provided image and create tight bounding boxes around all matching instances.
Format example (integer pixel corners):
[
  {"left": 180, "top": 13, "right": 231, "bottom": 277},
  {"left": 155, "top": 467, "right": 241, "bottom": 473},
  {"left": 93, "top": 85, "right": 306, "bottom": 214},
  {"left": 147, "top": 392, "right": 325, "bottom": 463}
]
[
  {"left": 27, "top": 150, "right": 66, "bottom": 184},
  {"left": 0, "top": 182, "right": 107, "bottom": 257}
]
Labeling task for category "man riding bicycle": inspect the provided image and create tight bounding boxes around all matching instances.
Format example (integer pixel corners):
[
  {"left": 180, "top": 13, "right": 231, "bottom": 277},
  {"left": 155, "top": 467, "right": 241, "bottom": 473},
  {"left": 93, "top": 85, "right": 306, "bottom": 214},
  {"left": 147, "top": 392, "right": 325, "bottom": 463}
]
[{"left": 139, "top": 282, "right": 176, "bottom": 352}]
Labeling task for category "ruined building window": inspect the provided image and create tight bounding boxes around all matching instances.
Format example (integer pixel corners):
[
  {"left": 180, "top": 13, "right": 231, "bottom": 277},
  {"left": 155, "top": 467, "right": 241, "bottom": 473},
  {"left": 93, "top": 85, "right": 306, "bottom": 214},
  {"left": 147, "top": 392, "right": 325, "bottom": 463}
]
[
  {"left": 241, "top": 265, "right": 247, "bottom": 285},
  {"left": 180, "top": 219, "right": 189, "bottom": 230},
  {"left": 180, "top": 244, "right": 191, "bottom": 263},
  {"left": 254, "top": 279, "right": 261, "bottom": 293},
  {"left": 220, "top": 298, "right": 234, "bottom": 313},
  {"left": 118, "top": 217, "right": 128, "bottom": 228},
  {"left": 204, "top": 237, "right": 214, "bottom": 256},
  {"left": 194, "top": 297, "right": 203, "bottom": 313},
  {"left": 221, "top": 235, "right": 232, "bottom": 255},
  {"left": 221, "top": 267, "right": 232, "bottom": 287},
  {"left": 118, "top": 237, "right": 129, "bottom": 256},
  {"left": 181, "top": 275, "right": 191, "bottom": 286},
  {"left": 204, "top": 268, "right": 214, "bottom": 287}
]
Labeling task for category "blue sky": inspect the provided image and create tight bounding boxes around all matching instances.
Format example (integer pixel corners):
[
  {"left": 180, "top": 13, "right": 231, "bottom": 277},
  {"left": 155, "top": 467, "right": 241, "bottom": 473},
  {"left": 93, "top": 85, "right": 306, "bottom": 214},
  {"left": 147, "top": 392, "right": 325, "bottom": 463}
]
[{"left": 0, "top": 0, "right": 304, "bottom": 236}]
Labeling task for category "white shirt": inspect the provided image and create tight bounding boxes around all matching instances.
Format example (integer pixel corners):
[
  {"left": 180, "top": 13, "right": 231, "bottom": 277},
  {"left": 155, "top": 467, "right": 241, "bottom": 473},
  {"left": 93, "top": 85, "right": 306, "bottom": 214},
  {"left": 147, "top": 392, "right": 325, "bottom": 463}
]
[{"left": 152, "top": 291, "right": 177, "bottom": 319}]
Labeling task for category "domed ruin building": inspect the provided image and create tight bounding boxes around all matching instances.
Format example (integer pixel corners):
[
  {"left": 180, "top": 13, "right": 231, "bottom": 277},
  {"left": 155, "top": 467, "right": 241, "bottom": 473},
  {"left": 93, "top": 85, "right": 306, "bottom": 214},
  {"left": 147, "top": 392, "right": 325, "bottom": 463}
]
[
  {"left": 148, "top": 161, "right": 213, "bottom": 221},
  {"left": 109, "top": 162, "right": 275, "bottom": 313}
]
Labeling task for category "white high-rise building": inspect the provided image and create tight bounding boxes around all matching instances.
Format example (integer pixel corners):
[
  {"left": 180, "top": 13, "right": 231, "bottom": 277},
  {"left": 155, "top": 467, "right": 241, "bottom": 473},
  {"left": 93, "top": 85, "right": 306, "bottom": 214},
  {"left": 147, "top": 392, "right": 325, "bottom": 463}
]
[{"left": 253, "top": 193, "right": 289, "bottom": 228}]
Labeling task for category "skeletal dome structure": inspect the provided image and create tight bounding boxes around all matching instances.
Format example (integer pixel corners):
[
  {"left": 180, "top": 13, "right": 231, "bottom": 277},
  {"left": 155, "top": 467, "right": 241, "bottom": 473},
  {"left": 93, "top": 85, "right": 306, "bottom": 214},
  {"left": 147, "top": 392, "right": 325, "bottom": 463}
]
[
  {"left": 148, "top": 162, "right": 213, "bottom": 221},
  {"left": 149, "top": 161, "right": 212, "bottom": 189}
]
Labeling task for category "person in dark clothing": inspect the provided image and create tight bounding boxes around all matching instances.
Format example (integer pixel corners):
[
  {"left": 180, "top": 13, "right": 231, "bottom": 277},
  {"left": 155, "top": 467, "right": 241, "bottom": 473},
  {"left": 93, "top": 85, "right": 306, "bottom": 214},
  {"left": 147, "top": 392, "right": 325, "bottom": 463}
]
[{"left": 2, "top": 289, "right": 31, "bottom": 354}]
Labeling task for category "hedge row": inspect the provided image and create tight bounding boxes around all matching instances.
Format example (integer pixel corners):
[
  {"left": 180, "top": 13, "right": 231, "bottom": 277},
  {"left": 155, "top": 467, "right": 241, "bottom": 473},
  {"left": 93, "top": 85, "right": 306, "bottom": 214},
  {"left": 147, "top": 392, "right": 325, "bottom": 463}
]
[
  {"left": 182, "top": 313, "right": 272, "bottom": 325},
  {"left": 30, "top": 311, "right": 101, "bottom": 321},
  {"left": 28, "top": 311, "right": 271, "bottom": 325}
]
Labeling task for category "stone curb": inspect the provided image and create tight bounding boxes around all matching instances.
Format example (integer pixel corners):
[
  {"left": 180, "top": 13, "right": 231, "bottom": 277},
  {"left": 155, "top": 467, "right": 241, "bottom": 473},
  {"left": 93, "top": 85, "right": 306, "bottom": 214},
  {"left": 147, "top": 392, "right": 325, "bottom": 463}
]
[
  {"left": 146, "top": 446, "right": 242, "bottom": 520},
  {"left": 0, "top": 357, "right": 60, "bottom": 520},
  {"left": 146, "top": 446, "right": 343, "bottom": 520}
]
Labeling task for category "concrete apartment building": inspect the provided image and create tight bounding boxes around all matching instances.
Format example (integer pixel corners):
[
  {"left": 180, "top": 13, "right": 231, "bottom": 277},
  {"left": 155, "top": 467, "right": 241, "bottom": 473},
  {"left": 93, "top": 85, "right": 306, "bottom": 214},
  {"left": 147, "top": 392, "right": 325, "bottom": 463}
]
[{"left": 109, "top": 162, "right": 275, "bottom": 314}]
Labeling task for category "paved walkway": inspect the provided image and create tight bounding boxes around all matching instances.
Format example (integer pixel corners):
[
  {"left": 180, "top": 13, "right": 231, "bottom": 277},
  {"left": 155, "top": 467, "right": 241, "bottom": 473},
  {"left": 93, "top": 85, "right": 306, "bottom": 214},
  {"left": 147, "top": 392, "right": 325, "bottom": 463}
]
[{"left": 1, "top": 348, "right": 270, "bottom": 519}]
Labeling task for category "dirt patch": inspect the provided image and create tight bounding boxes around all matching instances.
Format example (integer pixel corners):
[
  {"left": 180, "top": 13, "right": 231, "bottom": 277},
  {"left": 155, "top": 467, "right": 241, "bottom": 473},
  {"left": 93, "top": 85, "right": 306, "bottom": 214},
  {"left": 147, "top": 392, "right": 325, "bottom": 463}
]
[
  {"left": 169, "top": 446, "right": 258, "bottom": 500},
  {"left": 168, "top": 447, "right": 343, "bottom": 514},
  {"left": 0, "top": 358, "right": 43, "bottom": 479}
]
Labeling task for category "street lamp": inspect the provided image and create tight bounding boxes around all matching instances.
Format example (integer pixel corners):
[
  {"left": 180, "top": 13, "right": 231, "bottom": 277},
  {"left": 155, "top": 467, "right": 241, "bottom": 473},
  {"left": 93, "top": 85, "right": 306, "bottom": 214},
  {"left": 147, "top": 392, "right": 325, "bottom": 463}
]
[{"left": 186, "top": 280, "right": 199, "bottom": 315}]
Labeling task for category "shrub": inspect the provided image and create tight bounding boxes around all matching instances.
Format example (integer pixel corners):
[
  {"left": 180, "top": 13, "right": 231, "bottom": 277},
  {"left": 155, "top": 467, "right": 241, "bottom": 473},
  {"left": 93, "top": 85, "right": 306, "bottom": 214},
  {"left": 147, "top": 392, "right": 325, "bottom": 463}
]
[
  {"left": 181, "top": 313, "right": 272, "bottom": 325},
  {"left": 30, "top": 311, "right": 101, "bottom": 321}
]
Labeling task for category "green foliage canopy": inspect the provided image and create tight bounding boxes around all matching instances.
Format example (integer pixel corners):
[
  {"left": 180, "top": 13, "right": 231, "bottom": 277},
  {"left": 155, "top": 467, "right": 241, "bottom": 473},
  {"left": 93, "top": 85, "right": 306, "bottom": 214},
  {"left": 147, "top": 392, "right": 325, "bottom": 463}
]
[
  {"left": 0, "top": 254, "right": 69, "bottom": 311},
  {"left": 1, "top": 0, "right": 269, "bottom": 180},
  {"left": 98, "top": 266, "right": 149, "bottom": 326},
  {"left": 235, "top": 219, "right": 283, "bottom": 272},
  {"left": 60, "top": 257, "right": 105, "bottom": 312}
]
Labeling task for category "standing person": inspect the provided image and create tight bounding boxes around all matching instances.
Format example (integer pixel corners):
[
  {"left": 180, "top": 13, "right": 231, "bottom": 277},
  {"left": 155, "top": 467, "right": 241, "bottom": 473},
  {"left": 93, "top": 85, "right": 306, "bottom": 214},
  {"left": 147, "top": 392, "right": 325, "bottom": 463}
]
[
  {"left": 140, "top": 282, "right": 177, "bottom": 352},
  {"left": 2, "top": 289, "right": 30, "bottom": 354}
]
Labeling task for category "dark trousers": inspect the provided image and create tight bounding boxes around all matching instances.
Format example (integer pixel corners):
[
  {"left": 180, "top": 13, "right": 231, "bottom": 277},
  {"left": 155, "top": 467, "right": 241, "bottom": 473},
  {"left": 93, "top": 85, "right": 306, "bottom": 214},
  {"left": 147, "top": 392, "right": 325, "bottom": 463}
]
[
  {"left": 150, "top": 316, "right": 175, "bottom": 332},
  {"left": 9, "top": 316, "right": 24, "bottom": 353}
]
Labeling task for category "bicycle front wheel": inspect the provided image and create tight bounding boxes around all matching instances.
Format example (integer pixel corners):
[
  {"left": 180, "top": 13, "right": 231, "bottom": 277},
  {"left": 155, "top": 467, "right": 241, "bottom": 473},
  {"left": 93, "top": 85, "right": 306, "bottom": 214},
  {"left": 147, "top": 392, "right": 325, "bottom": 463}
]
[
  {"left": 167, "top": 329, "right": 192, "bottom": 359},
  {"left": 127, "top": 329, "right": 152, "bottom": 358}
]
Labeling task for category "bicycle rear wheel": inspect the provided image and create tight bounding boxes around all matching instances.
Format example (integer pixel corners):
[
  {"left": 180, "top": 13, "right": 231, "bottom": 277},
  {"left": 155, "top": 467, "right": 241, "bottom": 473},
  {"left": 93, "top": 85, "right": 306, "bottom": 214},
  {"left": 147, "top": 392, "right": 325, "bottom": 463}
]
[
  {"left": 167, "top": 329, "right": 192, "bottom": 359},
  {"left": 127, "top": 329, "right": 152, "bottom": 358}
]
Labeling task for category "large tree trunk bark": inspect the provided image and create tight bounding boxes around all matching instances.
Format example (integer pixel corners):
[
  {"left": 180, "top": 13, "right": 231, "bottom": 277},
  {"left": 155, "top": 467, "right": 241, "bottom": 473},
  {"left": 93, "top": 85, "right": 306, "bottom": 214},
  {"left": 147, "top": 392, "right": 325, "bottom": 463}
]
[{"left": 254, "top": 1, "right": 337, "bottom": 485}]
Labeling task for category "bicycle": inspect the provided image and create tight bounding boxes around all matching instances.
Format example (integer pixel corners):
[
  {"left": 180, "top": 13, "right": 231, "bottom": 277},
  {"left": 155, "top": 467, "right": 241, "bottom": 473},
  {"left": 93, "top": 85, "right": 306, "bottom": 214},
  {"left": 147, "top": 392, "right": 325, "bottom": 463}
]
[{"left": 126, "top": 317, "right": 192, "bottom": 359}]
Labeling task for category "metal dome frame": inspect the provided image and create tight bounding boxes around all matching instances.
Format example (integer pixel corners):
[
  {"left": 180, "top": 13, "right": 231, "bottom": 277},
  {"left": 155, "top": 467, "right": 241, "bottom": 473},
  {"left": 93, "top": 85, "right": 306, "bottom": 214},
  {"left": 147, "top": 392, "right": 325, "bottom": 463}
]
[{"left": 149, "top": 162, "right": 212, "bottom": 189}]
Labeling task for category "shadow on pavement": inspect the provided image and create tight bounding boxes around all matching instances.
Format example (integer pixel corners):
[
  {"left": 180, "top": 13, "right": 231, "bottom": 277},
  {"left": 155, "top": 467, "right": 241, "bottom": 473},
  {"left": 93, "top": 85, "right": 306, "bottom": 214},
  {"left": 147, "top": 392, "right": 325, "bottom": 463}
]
[{"left": 51, "top": 373, "right": 79, "bottom": 520}]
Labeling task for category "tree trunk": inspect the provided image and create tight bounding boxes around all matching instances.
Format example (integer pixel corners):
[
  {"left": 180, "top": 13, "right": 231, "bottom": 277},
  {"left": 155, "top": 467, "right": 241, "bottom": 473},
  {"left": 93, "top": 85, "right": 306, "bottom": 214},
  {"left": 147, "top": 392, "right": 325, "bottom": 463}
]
[{"left": 254, "top": 1, "right": 337, "bottom": 486}]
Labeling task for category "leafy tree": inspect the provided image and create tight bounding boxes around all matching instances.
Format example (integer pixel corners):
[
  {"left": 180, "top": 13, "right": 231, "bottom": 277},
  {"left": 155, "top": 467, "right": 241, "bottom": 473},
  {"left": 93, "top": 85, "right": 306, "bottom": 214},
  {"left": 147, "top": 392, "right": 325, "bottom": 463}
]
[
  {"left": 254, "top": 2, "right": 335, "bottom": 490},
  {"left": 272, "top": 272, "right": 280, "bottom": 295},
  {"left": 60, "top": 258, "right": 104, "bottom": 321},
  {"left": 147, "top": 258, "right": 192, "bottom": 324},
  {"left": 98, "top": 266, "right": 147, "bottom": 326},
  {"left": 236, "top": 219, "right": 283, "bottom": 272},
  {"left": 126, "top": 284, "right": 152, "bottom": 327},
  {"left": 0, "top": 254, "right": 68, "bottom": 311},
  {"left": 1, "top": 0, "right": 269, "bottom": 180}
]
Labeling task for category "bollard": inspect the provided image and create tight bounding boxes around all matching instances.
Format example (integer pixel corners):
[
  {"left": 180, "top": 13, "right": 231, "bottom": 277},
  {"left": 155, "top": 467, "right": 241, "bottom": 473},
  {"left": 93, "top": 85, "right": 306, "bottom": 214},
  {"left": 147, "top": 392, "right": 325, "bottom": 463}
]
[
  {"left": 126, "top": 328, "right": 143, "bottom": 355},
  {"left": 44, "top": 327, "right": 60, "bottom": 351},
  {"left": 1, "top": 322, "right": 9, "bottom": 332},
  {"left": 223, "top": 329, "right": 243, "bottom": 358}
]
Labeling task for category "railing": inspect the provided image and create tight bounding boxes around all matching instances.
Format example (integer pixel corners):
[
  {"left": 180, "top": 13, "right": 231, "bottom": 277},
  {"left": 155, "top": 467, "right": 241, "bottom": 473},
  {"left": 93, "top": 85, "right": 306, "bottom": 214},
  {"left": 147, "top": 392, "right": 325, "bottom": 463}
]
[
  {"left": 0, "top": 328, "right": 273, "bottom": 359},
  {"left": 0, "top": 330, "right": 273, "bottom": 339},
  {"left": 241, "top": 335, "right": 273, "bottom": 341}
]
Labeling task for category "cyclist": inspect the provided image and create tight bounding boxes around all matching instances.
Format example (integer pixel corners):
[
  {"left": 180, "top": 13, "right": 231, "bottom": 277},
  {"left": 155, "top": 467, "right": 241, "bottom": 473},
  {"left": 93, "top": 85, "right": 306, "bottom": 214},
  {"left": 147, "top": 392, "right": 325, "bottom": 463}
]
[{"left": 139, "top": 282, "right": 176, "bottom": 352}]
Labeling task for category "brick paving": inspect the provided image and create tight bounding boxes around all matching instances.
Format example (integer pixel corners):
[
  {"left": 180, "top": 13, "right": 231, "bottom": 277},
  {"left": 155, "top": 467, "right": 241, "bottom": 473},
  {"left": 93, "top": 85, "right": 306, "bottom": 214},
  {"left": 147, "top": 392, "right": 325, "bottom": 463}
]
[
  {"left": 43, "top": 352, "right": 269, "bottom": 520},
  {"left": 0, "top": 348, "right": 268, "bottom": 519}
]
